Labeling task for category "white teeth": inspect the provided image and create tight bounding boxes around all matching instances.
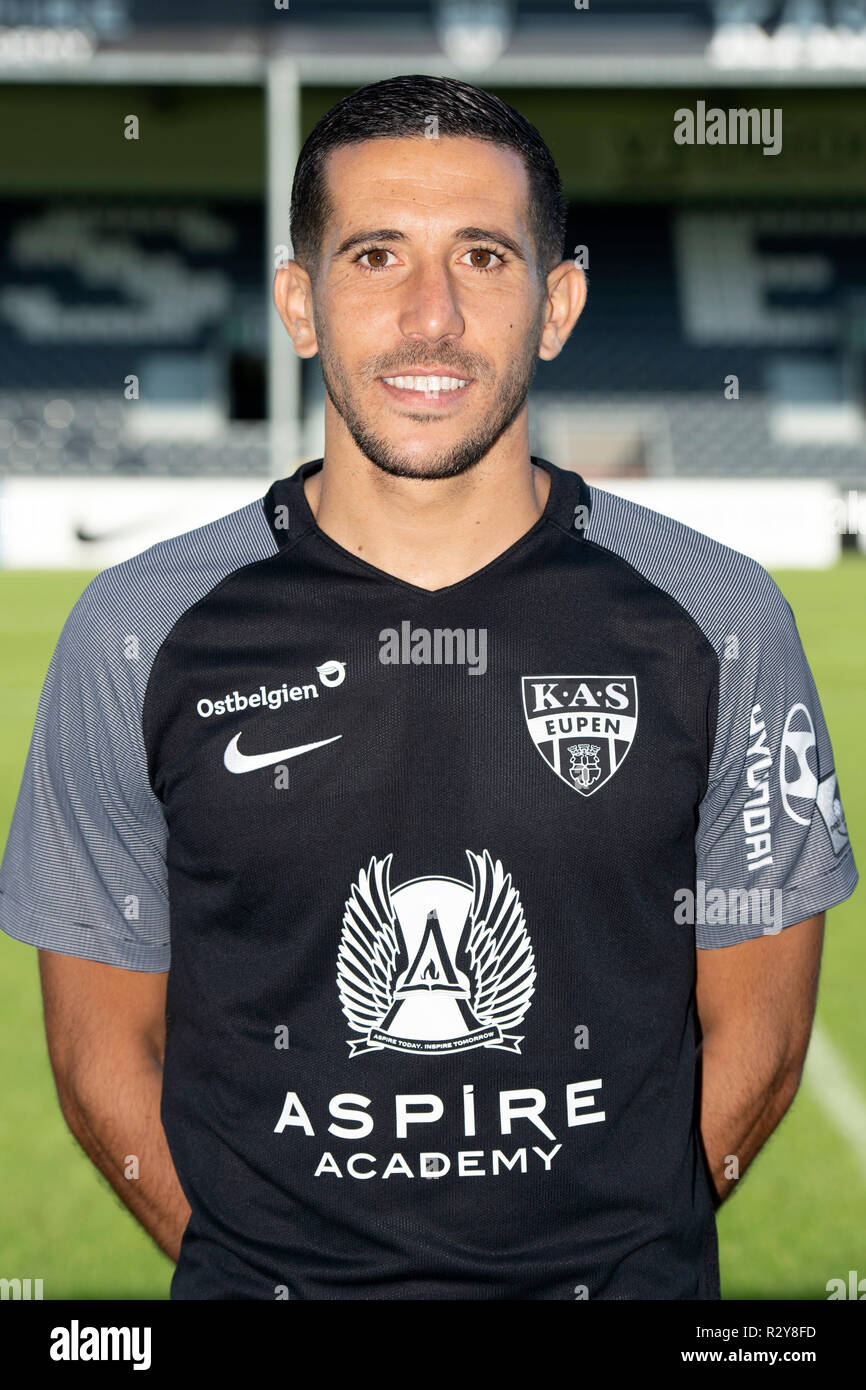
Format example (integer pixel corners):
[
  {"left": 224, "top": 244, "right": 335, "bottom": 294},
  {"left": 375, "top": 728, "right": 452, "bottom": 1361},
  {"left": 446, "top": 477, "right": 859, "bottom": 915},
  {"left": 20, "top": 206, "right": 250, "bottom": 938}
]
[{"left": 383, "top": 375, "right": 469, "bottom": 392}]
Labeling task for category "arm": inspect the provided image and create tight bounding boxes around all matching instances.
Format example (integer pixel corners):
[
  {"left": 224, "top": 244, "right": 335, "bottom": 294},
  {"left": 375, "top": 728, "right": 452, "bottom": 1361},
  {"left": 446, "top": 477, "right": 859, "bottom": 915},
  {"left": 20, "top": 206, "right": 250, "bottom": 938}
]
[
  {"left": 39, "top": 949, "right": 191, "bottom": 1262},
  {"left": 695, "top": 911, "right": 824, "bottom": 1207}
]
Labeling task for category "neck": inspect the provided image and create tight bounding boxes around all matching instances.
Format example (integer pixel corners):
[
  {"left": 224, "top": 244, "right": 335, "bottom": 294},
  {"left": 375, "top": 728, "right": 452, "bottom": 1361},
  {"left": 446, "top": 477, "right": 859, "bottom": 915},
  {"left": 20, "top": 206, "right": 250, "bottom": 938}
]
[{"left": 302, "top": 420, "right": 551, "bottom": 592}]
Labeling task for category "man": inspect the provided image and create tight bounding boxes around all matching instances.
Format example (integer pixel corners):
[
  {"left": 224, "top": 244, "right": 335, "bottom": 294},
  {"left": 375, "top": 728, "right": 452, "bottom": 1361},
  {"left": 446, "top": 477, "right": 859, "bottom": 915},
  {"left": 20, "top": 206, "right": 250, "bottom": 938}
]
[{"left": 0, "top": 75, "right": 857, "bottom": 1301}]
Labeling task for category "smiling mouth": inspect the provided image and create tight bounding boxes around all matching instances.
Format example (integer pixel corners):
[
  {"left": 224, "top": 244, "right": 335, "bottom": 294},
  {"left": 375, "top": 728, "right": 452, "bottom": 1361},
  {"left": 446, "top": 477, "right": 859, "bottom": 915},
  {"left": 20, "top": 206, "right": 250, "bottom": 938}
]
[
  {"left": 382, "top": 374, "right": 471, "bottom": 391},
  {"left": 379, "top": 373, "right": 474, "bottom": 407}
]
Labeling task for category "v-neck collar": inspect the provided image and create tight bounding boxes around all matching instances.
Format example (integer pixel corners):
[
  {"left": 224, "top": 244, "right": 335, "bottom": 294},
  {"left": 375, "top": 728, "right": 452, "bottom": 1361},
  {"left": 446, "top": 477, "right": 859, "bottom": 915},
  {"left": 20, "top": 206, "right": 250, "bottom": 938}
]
[{"left": 264, "top": 455, "right": 586, "bottom": 597}]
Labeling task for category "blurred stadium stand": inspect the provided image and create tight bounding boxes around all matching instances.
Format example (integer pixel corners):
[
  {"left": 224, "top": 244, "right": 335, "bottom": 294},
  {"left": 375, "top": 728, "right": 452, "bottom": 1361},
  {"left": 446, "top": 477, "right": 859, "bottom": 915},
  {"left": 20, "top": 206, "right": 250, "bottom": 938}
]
[
  {"left": 0, "top": 197, "right": 270, "bottom": 475},
  {"left": 0, "top": 0, "right": 864, "bottom": 498}
]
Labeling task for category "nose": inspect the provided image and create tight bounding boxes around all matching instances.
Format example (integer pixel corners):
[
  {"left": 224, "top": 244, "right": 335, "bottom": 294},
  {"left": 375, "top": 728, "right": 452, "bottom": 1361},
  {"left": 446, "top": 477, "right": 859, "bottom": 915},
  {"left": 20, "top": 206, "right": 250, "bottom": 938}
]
[{"left": 396, "top": 255, "right": 465, "bottom": 345}]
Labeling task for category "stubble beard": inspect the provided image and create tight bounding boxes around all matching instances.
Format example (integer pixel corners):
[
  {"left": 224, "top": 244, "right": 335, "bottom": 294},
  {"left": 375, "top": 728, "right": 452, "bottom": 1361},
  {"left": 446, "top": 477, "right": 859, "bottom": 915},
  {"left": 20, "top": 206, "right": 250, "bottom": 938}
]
[{"left": 315, "top": 306, "right": 545, "bottom": 481}]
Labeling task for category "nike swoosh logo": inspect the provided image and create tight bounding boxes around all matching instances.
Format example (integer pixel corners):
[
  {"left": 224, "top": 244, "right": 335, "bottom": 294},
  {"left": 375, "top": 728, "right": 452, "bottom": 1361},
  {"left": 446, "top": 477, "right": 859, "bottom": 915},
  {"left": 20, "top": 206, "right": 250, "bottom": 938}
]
[
  {"left": 73, "top": 516, "right": 165, "bottom": 544},
  {"left": 223, "top": 731, "right": 342, "bottom": 774}
]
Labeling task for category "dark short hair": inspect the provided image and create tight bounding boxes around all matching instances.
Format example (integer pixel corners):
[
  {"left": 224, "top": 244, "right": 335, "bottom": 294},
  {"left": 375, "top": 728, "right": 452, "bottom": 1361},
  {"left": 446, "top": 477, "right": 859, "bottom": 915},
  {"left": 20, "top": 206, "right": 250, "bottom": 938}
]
[{"left": 289, "top": 73, "right": 566, "bottom": 277}]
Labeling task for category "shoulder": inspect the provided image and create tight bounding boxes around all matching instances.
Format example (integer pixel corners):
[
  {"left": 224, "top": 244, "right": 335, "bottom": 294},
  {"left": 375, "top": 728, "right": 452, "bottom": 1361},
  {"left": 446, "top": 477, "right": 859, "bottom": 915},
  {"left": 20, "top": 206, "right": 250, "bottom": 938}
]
[
  {"left": 582, "top": 482, "right": 792, "bottom": 657},
  {"left": 64, "top": 494, "right": 278, "bottom": 676}
]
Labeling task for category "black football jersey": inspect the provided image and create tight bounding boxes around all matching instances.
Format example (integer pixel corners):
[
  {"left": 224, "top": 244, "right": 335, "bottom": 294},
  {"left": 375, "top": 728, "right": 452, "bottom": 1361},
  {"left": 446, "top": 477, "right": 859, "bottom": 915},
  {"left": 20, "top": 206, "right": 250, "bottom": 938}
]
[{"left": 0, "top": 457, "right": 857, "bottom": 1299}]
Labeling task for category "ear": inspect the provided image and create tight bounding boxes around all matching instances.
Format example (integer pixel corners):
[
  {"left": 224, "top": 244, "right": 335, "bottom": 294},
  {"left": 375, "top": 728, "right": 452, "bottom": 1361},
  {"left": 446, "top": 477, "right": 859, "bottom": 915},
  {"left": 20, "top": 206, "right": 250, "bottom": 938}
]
[
  {"left": 537, "top": 260, "right": 587, "bottom": 361},
  {"left": 273, "top": 260, "right": 319, "bottom": 359}
]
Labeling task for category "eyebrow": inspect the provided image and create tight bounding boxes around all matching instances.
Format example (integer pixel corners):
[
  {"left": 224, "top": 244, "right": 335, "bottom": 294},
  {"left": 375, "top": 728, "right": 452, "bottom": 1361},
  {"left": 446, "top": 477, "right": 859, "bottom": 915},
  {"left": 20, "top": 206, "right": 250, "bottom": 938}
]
[{"left": 333, "top": 226, "right": 527, "bottom": 263}]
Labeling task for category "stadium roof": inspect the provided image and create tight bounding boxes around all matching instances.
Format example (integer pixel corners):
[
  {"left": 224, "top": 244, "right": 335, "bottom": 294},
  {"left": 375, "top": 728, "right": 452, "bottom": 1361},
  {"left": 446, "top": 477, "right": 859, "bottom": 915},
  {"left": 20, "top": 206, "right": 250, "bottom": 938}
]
[{"left": 1, "top": 0, "right": 865, "bottom": 86}]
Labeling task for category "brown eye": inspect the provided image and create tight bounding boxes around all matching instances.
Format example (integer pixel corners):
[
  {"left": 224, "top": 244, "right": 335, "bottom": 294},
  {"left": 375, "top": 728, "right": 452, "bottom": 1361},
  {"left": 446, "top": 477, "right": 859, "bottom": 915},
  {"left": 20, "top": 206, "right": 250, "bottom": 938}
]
[
  {"left": 363, "top": 248, "right": 390, "bottom": 268},
  {"left": 459, "top": 247, "right": 503, "bottom": 271}
]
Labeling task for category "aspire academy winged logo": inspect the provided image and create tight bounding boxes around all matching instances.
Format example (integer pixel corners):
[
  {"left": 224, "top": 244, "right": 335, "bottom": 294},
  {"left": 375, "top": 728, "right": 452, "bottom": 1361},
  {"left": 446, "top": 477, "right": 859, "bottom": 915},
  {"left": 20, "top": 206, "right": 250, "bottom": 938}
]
[
  {"left": 337, "top": 850, "right": 535, "bottom": 1057},
  {"left": 522, "top": 676, "right": 639, "bottom": 796}
]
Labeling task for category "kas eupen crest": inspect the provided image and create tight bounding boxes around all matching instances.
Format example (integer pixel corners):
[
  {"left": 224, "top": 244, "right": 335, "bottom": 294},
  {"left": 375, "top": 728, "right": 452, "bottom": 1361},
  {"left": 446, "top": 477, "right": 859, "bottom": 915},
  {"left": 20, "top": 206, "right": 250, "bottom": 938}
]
[
  {"left": 337, "top": 850, "right": 535, "bottom": 1057},
  {"left": 521, "top": 675, "right": 638, "bottom": 796}
]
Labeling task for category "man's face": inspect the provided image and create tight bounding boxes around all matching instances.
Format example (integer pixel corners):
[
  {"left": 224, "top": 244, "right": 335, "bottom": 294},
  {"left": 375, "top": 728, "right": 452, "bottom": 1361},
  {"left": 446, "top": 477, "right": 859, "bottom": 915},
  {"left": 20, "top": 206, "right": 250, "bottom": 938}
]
[{"left": 307, "top": 135, "right": 548, "bottom": 480}]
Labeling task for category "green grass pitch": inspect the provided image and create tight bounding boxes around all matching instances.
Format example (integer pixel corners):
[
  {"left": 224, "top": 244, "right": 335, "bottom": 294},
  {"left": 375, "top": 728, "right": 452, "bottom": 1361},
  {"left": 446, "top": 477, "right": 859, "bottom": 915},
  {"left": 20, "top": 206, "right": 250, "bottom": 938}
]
[{"left": 0, "top": 560, "right": 863, "bottom": 1300}]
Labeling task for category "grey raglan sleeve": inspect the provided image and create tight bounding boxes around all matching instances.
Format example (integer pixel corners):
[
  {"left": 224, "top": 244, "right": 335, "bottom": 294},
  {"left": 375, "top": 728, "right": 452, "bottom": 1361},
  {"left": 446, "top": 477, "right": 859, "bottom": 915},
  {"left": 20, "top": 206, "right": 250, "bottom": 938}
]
[
  {"left": 695, "top": 570, "right": 858, "bottom": 948},
  {"left": 0, "top": 573, "right": 170, "bottom": 971}
]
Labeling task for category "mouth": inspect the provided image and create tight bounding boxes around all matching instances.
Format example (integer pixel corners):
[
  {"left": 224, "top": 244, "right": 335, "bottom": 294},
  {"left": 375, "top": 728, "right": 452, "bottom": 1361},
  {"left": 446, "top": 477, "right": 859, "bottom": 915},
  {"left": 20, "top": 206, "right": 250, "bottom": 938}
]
[{"left": 378, "top": 372, "right": 474, "bottom": 410}]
